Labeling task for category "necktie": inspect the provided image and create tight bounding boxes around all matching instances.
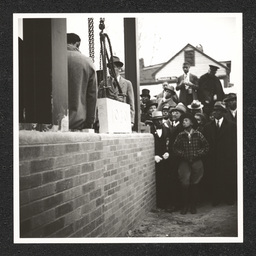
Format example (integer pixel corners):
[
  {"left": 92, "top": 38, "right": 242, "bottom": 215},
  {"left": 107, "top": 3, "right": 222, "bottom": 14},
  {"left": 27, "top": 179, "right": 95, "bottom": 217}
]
[{"left": 217, "top": 120, "right": 220, "bottom": 129}]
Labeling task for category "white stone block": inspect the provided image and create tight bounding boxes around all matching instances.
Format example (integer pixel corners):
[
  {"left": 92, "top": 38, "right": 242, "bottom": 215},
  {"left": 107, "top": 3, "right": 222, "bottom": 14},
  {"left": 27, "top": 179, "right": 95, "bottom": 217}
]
[{"left": 97, "top": 98, "right": 132, "bottom": 134}]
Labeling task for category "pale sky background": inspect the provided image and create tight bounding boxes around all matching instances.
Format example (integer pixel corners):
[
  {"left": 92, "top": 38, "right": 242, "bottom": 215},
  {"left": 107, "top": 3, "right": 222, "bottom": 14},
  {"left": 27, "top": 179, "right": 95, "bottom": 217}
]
[{"left": 66, "top": 13, "right": 242, "bottom": 86}]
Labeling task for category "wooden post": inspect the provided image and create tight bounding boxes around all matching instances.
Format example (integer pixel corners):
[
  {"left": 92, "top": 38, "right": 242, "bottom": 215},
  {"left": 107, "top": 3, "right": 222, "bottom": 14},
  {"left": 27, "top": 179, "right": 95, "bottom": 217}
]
[
  {"left": 123, "top": 18, "right": 141, "bottom": 132},
  {"left": 51, "top": 19, "right": 68, "bottom": 126},
  {"left": 21, "top": 18, "right": 68, "bottom": 126}
]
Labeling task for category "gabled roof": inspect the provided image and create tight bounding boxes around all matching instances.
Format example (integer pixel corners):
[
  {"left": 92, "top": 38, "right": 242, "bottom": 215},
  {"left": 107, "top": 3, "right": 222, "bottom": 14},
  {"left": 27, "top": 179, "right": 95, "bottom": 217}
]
[
  {"left": 139, "top": 63, "right": 163, "bottom": 84},
  {"left": 152, "top": 43, "right": 230, "bottom": 77}
]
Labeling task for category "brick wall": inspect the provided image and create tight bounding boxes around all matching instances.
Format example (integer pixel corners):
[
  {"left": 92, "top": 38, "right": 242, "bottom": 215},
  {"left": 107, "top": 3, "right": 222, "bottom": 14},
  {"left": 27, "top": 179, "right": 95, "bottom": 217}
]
[{"left": 19, "top": 131, "right": 155, "bottom": 237}]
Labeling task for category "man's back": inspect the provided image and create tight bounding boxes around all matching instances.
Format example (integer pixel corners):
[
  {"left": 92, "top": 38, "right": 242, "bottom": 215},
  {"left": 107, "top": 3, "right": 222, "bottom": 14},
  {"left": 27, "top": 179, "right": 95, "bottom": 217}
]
[{"left": 67, "top": 45, "right": 97, "bottom": 130}]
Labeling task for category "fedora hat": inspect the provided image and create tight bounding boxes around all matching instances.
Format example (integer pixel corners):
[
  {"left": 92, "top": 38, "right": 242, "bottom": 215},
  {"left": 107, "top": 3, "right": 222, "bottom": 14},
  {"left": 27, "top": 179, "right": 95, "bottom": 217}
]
[
  {"left": 107, "top": 56, "right": 123, "bottom": 68},
  {"left": 213, "top": 101, "right": 227, "bottom": 112},
  {"left": 162, "top": 104, "right": 170, "bottom": 110},
  {"left": 164, "top": 84, "right": 175, "bottom": 93},
  {"left": 146, "top": 99, "right": 158, "bottom": 108},
  {"left": 140, "top": 89, "right": 151, "bottom": 98},
  {"left": 187, "top": 100, "right": 204, "bottom": 110},
  {"left": 151, "top": 111, "right": 163, "bottom": 120},
  {"left": 170, "top": 102, "right": 187, "bottom": 114},
  {"left": 223, "top": 93, "right": 236, "bottom": 102}
]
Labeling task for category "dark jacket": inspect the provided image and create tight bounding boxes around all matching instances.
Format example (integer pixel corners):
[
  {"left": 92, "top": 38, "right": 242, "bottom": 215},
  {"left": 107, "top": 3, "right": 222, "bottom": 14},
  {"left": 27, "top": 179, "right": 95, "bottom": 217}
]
[
  {"left": 198, "top": 73, "right": 225, "bottom": 106},
  {"left": 203, "top": 117, "right": 237, "bottom": 178},
  {"left": 149, "top": 123, "right": 170, "bottom": 157},
  {"left": 224, "top": 109, "right": 237, "bottom": 123}
]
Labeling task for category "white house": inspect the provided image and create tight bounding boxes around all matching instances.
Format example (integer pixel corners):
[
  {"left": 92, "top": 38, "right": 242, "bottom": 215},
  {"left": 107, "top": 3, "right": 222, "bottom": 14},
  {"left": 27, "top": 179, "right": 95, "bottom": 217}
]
[{"left": 139, "top": 43, "right": 233, "bottom": 97}]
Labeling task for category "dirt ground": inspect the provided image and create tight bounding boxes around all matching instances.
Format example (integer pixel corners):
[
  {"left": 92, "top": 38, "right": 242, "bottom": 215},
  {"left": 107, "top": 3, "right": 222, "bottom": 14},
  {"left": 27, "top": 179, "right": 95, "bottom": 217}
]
[{"left": 128, "top": 202, "right": 238, "bottom": 237}]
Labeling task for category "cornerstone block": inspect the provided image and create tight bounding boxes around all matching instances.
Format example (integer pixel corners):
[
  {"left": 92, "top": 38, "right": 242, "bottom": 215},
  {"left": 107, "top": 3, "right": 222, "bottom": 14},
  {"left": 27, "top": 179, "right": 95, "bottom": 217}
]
[{"left": 97, "top": 98, "right": 131, "bottom": 134}]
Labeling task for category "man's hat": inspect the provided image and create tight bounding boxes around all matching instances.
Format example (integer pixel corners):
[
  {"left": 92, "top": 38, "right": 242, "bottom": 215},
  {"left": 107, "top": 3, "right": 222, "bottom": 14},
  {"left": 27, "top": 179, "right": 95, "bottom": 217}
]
[
  {"left": 213, "top": 101, "right": 227, "bottom": 112},
  {"left": 151, "top": 111, "right": 163, "bottom": 120},
  {"left": 223, "top": 93, "right": 236, "bottom": 102},
  {"left": 107, "top": 56, "right": 124, "bottom": 68},
  {"left": 164, "top": 84, "right": 175, "bottom": 93},
  {"left": 180, "top": 112, "right": 197, "bottom": 126},
  {"left": 140, "top": 89, "right": 151, "bottom": 98},
  {"left": 170, "top": 102, "right": 187, "bottom": 114},
  {"left": 146, "top": 99, "right": 158, "bottom": 109},
  {"left": 162, "top": 104, "right": 170, "bottom": 110},
  {"left": 187, "top": 100, "right": 204, "bottom": 110},
  {"left": 209, "top": 65, "right": 220, "bottom": 71}
]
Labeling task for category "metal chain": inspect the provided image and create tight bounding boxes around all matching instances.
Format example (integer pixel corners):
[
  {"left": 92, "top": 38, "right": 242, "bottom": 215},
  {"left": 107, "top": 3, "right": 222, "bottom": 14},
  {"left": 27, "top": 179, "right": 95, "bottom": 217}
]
[
  {"left": 99, "top": 18, "right": 105, "bottom": 70},
  {"left": 88, "top": 18, "right": 94, "bottom": 63}
]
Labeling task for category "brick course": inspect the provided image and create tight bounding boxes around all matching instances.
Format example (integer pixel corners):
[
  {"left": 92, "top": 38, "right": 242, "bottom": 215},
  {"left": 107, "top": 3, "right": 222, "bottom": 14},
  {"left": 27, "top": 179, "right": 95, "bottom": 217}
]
[{"left": 19, "top": 132, "right": 155, "bottom": 238}]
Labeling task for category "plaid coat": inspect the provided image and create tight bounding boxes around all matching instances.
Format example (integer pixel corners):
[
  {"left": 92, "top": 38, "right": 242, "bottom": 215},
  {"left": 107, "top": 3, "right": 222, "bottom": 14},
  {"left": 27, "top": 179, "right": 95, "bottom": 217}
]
[{"left": 173, "top": 129, "right": 209, "bottom": 162}]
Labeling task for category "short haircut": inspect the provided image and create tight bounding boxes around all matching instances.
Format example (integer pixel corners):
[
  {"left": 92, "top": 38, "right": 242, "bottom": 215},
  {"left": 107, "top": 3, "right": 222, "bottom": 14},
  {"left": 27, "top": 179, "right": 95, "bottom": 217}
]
[{"left": 67, "top": 33, "right": 81, "bottom": 44}]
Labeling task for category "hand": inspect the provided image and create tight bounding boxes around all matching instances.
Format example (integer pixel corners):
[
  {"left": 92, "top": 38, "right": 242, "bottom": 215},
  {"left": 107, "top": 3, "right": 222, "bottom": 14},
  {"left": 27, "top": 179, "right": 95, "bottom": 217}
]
[
  {"left": 179, "top": 80, "right": 185, "bottom": 86},
  {"left": 155, "top": 155, "right": 163, "bottom": 163},
  {"left": 162, "top": 152, "right": 169, "bottom": 160}
]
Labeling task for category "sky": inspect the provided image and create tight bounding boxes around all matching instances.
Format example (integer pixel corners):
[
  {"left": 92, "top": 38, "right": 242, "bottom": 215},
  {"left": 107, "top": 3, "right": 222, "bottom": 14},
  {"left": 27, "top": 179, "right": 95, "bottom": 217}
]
[
  {"left": 66, "top": 13, "right": 242, "bottom": 85},
  {"left": 16, "top": 13, "right": 242, "bottom": 88}
]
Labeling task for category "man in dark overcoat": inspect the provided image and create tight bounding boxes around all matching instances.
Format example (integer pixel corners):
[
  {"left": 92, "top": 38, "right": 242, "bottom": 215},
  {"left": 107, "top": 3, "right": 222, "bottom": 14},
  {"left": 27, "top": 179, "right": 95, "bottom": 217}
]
[
  {"left": 224, "top": 93, "right": 237, "bottom": 123},
  {"left": 203, "top": 101, "right": 237, "bottom": 205},
  {"left": 198, "top": 65, "right": 225, "bottom": 116}
]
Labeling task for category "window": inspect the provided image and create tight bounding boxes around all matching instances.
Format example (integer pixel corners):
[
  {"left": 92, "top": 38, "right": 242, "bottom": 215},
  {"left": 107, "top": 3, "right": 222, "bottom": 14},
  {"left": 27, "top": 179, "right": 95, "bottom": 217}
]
[{"left": 184, "top": 50, "right": 195, "bottom": 66}]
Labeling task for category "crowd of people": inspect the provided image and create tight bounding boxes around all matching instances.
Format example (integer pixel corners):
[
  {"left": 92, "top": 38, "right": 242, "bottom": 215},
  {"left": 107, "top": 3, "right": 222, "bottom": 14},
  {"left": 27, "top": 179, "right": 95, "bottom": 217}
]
[
  {"left": 67, "top": 32, "right": 237, "bottom": 215},
  {"left": 141, "top": 62, "right": 237, "bottom": 215}
]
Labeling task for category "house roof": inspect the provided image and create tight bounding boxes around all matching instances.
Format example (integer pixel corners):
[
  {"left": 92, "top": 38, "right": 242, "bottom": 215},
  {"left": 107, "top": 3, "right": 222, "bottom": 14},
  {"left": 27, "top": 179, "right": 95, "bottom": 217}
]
[
  {"left": 140, "top": 63, "right": 163, "bottom": 84},
  {"left": 152, "top": 43, "right": 230, "bottom": 77}
]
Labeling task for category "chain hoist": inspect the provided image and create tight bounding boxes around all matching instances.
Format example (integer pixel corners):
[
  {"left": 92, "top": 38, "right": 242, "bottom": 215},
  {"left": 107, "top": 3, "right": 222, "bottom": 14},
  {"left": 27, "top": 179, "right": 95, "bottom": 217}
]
[
  {"left": 88, "top": 18, "right": 94, "bottom": 63},
  {"left": 99, "top": 18, "right": 124, "bottom": 99}
]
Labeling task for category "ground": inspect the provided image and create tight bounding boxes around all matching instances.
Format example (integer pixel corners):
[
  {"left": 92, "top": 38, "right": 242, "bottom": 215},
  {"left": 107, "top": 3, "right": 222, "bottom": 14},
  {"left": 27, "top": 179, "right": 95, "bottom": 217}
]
[{"left": 128, "top": 202, "right": 238, "bottom": 237}]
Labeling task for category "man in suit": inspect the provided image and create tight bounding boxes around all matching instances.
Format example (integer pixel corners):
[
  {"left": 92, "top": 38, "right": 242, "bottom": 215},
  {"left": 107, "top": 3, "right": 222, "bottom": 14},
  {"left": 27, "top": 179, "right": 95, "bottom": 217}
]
[
  {"left": 141, "top": 99, "right": 158, "bottom": 123},
  {"left": 155, "top": 81, "right": 168, "bottom": 100},
  {"left": 157, "top": 84, "right": 178, "bottom": 111},
  {"left": 176, "top": 62, "right": 199, "bottom": 107},
  {"left": 149, "top": 111, "right": 170, "bottom": 210},
  {"left": 140, "top": 89, "right": 151, "bottom": 117},
  {"left": 67, "top": 33, "right": 97, "bottom": 130},
  {"left": 224, "top": 93, "right": 237, "bottom": 123},
  {"left": 198, "top": 65, "right": 225, "bottom": 116},
  {"left": 98, "top": 56, "right": 135, "bottom": 125},
  {"left": 203, "top": 101, "right": 237, "bottom": 206}
]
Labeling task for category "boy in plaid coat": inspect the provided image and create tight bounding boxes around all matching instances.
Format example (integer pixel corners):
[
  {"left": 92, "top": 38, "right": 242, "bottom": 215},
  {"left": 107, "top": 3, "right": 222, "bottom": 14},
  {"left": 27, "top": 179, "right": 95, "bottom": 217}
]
[{"left": 173, "top": 113, "right": 209, "bottom": 214}]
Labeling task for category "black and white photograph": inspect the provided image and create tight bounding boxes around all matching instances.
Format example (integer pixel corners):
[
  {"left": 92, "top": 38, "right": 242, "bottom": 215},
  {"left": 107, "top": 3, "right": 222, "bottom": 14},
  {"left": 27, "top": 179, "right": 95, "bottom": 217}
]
[{"left": 13, "top": 13, "right": 243, "bottom": 243}]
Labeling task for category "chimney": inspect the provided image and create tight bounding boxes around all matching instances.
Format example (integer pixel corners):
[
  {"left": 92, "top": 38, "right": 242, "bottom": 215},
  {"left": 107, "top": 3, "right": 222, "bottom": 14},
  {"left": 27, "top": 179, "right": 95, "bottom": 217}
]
[
  {"left": 139, "top": 58, "right": 144, "bottom": 69},
  {"left": 196, "top": 44, "right": 203, "bottom": 52}
]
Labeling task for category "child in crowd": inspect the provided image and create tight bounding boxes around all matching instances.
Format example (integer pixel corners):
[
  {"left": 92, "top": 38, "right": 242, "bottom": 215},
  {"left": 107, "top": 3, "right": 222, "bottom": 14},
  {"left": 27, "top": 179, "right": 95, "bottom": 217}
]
[{"left": 173, "top": 113, "right": 209, "bottom": 214}]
